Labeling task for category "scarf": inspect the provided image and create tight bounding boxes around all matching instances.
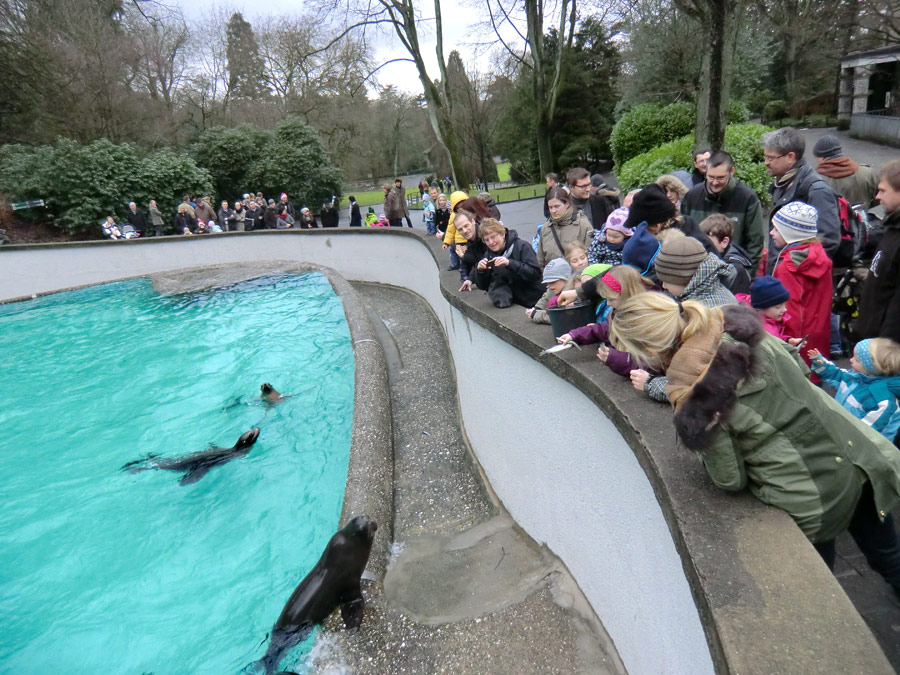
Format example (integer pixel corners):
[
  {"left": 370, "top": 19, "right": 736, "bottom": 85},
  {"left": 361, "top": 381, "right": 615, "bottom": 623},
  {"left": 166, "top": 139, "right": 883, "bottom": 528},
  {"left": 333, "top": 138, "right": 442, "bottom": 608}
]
[
  {"left": 550, "top": 207, "right": 576, "bottom": 228},
  {"left": 816, "top": 156, "right": 859, "bottom": 179},
  {"left": 773, "top": 166, "right": 800, "bottom": 191}
]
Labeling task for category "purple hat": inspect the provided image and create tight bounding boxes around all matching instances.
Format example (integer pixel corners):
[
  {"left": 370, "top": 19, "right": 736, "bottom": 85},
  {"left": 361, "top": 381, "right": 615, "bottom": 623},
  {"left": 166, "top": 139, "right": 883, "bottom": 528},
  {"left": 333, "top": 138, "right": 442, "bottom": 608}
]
[{"left": 603, "top": 207, "right": 633, "bottom": 236}]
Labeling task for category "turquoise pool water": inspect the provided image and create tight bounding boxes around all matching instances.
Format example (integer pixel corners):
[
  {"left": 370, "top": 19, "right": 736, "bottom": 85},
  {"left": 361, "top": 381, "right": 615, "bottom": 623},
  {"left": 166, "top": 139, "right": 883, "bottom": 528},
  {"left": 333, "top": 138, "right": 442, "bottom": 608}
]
[{"left": 0, "top": 273, "right": 354, "bottom": 674}]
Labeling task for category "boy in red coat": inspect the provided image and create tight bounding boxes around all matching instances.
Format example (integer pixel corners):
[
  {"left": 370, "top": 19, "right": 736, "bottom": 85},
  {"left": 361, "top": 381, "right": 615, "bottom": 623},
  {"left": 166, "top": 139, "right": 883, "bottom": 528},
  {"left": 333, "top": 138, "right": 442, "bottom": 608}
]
[{"left": 769, "top": 201, "right": 833, "bottom": 373}]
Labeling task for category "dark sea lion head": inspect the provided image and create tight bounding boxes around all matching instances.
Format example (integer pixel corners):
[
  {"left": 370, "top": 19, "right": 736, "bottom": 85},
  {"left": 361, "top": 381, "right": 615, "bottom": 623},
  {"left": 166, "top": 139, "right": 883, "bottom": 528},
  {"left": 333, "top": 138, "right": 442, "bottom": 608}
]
[
  {"left": 260, "top": 383, "right": 282, "bottom": 402},
  {"left": 236, "top": 427, "right": 261, "bottom": 450},
  {"left": 344, "top": 515, "right": 378, "bottom": 545}
]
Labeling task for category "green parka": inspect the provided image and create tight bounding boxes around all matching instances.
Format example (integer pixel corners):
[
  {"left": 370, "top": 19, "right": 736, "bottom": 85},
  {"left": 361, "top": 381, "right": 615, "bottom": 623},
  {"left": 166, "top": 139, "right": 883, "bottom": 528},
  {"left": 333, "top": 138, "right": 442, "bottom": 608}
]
[{"left": 667, "top": 304, "right": 900, "bottom": 543}]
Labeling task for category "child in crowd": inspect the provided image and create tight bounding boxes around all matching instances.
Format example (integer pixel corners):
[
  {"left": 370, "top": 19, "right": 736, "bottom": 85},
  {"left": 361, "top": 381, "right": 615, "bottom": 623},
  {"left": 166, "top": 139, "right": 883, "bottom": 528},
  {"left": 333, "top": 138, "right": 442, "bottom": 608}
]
[
  {"left": 588, "top": 207, "right": 633, "bottom": 266},
  {"left": 365, "top": 207, "right": 377, "bottom": 227},
  {"left": 564, "top": 243, "right": 589, "bottom": 275},
  {"left": 737, "top": 275, "right": 804, "bottom": 346},
  {"left": 373, "top": 213, "right": 389, "bottom": 227},
  {"left": 769, "top": 201, "right": 832, "bottom": 369},
  {"left": 654, "top": 231, "right": 736, "bottom": 308},
  {"left": 526, "top": 258, "right": 572, "bottom": 323},
  {"left": 699, "top": 214, "right": 752, "bottom": 294},
  {"left": 434, "top": 193, "right": 451, "bottom": 236},
  {"left": 102, "top": 216, "right": 123, "bottom": 240},
  {"left": 809, "top": 339, "right": 900, "bottom": 441},
  {"left": 556, "top": 265, "right": 659, "bottom": 379},
  {"left": 422, "top": 193, "right": 436, "bottom": 234},
  {"left": 209, "top": 220, "right": 222, "bottom": 233}
]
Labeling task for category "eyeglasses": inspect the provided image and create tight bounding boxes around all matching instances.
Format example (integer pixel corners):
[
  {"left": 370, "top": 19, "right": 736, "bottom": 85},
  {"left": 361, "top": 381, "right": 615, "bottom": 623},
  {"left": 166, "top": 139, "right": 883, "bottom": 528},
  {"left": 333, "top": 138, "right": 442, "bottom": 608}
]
[
  {"left": 706, "top": 174, "right": 730, "bottom": 184},
  {"left": 763, "top": 153, "right": 787, "bottom": 164},
  {"left": 573, "top": 182, "right": 591, "bottom": 190}
]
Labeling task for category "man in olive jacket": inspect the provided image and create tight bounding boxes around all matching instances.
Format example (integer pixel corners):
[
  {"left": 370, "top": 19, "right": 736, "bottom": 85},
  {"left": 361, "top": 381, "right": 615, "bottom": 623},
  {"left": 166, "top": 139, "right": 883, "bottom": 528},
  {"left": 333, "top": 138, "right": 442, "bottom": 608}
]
[{"left": 681, "top": 150, "right": 766, "bottom": 272}]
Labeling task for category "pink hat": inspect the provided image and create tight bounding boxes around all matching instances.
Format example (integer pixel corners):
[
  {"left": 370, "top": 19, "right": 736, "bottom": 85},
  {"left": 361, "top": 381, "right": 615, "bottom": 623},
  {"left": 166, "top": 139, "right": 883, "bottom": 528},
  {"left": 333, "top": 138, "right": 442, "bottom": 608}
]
[{"left": 603, "top": 207, "right": 633, "bottom": 236}]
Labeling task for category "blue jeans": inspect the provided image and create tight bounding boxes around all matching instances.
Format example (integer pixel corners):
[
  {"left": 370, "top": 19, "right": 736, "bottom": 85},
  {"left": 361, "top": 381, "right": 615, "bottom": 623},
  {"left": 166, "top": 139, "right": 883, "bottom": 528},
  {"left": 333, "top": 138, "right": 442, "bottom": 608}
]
[
  {"left": 814, "top": 482, "right": 900, "bottom": 592},
  {"left": 448, "top": 246, "right": 460, "bottom": 270}
]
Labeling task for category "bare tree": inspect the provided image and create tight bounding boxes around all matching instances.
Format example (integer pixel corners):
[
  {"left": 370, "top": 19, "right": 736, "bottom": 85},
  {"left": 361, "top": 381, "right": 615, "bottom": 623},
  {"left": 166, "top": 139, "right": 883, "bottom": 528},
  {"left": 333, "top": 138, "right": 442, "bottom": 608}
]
[{"left": 481, "top": 0, "right": 581, "bottom": 174}]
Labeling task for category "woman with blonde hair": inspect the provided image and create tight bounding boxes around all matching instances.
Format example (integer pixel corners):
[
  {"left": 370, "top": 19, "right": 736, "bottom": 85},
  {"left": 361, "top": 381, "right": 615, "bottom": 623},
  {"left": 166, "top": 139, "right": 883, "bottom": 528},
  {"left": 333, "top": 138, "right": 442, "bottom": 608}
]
[{"left": 609, "top": 291, "right": 900, "bottom": 590}]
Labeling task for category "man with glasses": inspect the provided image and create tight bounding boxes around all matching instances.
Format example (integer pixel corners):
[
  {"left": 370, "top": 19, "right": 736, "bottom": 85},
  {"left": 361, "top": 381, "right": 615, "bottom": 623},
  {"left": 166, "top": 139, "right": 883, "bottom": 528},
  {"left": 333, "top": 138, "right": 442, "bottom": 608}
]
[
  {"left": 762, "top": 127, "right": 840, "bottom": 272},
  {"left": 681, "top": 150, "right": 766, "bottom": 271},
  {"left": 566, "top": 168, "right": 606, "bottom": 230}
]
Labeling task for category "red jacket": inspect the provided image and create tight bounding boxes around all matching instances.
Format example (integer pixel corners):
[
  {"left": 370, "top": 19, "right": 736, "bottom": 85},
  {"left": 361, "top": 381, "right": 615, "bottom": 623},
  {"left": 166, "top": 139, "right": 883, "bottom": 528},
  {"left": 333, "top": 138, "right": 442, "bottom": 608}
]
[{"left": 772, "top": 241, "right": 832, "bottom": 369}]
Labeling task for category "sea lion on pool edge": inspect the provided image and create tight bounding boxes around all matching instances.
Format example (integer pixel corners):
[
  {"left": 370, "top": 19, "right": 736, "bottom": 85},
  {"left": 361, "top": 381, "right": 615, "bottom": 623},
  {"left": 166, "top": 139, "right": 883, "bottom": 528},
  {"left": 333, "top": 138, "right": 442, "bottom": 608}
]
[
  {"left": 250, "top": 515, "right": 378, "bottom": 675},
  {"left": 121, "top": 428, "right": 260, "bottom": 485}
]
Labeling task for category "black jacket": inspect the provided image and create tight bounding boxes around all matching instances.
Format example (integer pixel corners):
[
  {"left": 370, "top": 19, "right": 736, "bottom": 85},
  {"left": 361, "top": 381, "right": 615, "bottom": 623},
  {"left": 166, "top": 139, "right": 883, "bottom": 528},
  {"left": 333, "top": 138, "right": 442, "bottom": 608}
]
[
  {"left": 264, "top": 206, "right": 277, "bottom": 229},
  {"left": 473, "top": 228, "right": 544, "bottom": 306},
  {"left": 320, "top": 206, "right": 339, "bottom": 228},
  {"left": 857, "top": 209, "right": 900, "bottom": 341},
  {"left": 127, "top": 209, "right": 148, "bottom": 235},
  {"left": 435, "top": 207, "right": 450, "bottom": 232},
  {"left": 349, "top": 202, "right": 362, "bottom": 227}
]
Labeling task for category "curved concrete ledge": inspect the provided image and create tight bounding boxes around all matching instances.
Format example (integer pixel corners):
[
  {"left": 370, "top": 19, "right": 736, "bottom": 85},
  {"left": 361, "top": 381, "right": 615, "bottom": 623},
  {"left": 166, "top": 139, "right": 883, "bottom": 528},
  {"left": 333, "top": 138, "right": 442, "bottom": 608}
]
[{"left": 0, "top": 230, "right": 892, "bottom": 674}]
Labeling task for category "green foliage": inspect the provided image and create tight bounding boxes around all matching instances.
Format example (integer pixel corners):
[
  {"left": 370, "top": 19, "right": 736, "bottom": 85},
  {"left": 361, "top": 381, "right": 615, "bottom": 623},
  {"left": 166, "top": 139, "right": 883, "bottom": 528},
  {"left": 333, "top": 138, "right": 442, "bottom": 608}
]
[
  {"left": 496, "top": 162, "right": 511, "bottom": 182},
  {"left": 192, "top": 124, "right": 271, "bottom": 199},
  {"left": 248, "top": 117, "right": 343, "bottom": 210},
  {"left": 610, "top": 101, "right": 696, "bottom": 167},
  {"left": 727, "top": 100, "right": 751, "bottom": 124},
  {"left": 0, "top": 138, "right": 211, "bottom": 235},
  {"left": 617, "top": 123, "right": 774, "bottom": 204},
  {"left": 763, "top": 100, "right": 788, "bottom": 123},
  {"left": 611, "top": 99, "right": 754, "bottom": 168}
]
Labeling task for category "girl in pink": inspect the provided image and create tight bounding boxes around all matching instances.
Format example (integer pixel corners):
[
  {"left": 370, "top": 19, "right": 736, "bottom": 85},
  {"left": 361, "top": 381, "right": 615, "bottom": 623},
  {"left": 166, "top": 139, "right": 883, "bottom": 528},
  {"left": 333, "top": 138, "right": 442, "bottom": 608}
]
[{"left": 736, "top": 275, "right": 804, "bottom": 348}]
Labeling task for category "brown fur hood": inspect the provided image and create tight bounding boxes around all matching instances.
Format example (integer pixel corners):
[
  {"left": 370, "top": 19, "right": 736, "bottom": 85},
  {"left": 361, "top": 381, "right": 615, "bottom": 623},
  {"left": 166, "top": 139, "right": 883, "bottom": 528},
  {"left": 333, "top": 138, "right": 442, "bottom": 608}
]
[{"left": 672, "top": 304, "right": 765, "bottom": 450}]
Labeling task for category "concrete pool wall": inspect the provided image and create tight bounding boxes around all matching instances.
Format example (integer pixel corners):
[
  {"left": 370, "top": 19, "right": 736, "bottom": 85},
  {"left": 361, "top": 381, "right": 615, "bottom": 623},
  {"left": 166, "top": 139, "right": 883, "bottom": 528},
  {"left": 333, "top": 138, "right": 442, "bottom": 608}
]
[{"left": 1, "top": 229, "right": 891, "bottom": 674}]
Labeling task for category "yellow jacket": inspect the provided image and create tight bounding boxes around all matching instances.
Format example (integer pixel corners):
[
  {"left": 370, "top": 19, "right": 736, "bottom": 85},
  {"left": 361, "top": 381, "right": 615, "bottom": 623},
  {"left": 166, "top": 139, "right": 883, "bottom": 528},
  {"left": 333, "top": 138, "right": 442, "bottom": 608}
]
[{"left": 442, "top": 191, "right": 469, "bottom": 245}]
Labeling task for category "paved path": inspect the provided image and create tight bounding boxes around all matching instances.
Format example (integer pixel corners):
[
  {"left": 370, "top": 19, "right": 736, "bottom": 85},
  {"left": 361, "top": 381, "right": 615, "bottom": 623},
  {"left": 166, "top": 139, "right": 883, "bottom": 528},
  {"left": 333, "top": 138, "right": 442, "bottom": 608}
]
[{"left": 310, "top": 283, "right": 624, "bottom": 674}]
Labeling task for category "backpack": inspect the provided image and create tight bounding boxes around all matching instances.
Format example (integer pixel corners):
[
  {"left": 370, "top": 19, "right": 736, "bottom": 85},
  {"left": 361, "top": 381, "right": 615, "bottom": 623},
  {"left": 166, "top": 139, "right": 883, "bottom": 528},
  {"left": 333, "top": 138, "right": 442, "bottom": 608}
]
[{"left": 834, "top": 194, "right": 868, "bottom": 268}]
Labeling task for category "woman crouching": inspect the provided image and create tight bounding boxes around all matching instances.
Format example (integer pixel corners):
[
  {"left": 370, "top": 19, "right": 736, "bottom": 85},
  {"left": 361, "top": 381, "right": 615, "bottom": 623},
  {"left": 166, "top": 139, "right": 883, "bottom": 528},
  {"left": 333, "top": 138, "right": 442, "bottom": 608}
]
[
  {"left": 609, "top": 292, "right": 900, "bottom": 591},
  {"left": 473, "top": 218, "right": 544, "bottom": 309}
]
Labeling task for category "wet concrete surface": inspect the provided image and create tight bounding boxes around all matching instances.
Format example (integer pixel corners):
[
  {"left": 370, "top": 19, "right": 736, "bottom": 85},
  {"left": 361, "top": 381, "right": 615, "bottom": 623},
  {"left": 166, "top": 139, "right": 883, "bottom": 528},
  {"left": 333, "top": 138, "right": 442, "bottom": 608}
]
[{"left": 310, "top": 282, "right": 624, "bottom": 674}]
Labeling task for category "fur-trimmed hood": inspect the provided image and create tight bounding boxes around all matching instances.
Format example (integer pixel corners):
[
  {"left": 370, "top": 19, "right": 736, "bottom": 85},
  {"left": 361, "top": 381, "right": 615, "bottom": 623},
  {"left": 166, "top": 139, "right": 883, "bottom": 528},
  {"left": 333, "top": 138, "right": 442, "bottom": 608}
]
[{"left": 672, "top": 304, "right": 766, "bottom": 450}]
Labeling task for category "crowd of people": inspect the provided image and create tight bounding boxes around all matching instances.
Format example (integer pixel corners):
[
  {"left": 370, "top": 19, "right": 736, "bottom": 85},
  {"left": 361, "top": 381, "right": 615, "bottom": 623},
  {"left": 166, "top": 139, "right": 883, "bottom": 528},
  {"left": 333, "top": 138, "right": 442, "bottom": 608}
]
[
  {"left": 438, "top": 127, "right": 900, "bottom": 601},
  {"left": 101, "top": 192, "right": 345, "bottom": 238}
]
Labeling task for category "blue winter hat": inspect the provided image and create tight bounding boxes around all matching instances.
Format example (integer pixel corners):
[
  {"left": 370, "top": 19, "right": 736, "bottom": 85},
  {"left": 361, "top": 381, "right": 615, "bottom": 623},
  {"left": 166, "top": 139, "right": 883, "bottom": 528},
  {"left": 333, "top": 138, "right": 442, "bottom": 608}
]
[
  {"left": 622, "top": 223, "right": 661, "bottom": 275},
  {"left": 749, "top": 275, "right": 790, "bottom": 309},
  {"left": 772, "top": 201, "right": 818, "bottom": 244}
]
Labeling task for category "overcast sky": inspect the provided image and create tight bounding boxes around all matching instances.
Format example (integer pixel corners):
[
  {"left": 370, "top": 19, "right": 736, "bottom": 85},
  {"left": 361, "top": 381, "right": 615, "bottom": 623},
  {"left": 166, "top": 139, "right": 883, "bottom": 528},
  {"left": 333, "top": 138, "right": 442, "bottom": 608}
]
[{"left": 179, "top": 0, "right": 505, "bottom": 97}]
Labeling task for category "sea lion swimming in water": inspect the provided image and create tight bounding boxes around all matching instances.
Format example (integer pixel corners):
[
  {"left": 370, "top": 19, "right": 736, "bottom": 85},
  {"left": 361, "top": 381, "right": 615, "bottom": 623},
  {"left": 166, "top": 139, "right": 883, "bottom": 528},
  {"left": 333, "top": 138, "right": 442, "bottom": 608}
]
[
  {"left": 260, "top": 383, "right": 289, "bottom": 405},
  {"left": 250, "top": 515, "right": 378, "bottom": 675},
  {"left": 121, "top": 428, "right": 260, "bottom": 485}
]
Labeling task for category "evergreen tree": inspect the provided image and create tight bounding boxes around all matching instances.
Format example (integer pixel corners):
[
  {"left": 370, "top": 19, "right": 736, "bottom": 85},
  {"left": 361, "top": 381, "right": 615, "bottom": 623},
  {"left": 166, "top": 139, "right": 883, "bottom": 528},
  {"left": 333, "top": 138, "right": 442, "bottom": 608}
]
[{"left": 225, "top": 12, "right": 267, "bottom": 100}]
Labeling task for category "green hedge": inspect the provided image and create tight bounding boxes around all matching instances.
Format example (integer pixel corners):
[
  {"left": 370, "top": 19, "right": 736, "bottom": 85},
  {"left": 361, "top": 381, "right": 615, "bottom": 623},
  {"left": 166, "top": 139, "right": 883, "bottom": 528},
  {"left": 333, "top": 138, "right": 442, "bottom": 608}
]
[
  {"left": 0, "top": 138, "right": 212, "bottom": 235},
  {"left": 611, "top": 100, "right": 753, "bottom": 168},
  {"left": 617, "top": 123, "right": 774, "bottom": 203}
]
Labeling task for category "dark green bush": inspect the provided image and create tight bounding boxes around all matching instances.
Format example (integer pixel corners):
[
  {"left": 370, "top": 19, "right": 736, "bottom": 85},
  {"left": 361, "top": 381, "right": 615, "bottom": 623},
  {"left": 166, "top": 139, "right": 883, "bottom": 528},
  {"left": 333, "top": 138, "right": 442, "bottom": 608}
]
[
  {"left": 0, "top": 138, "right": 211, "bottom": 235},
  {"left": 610, "top": 101, "right": 696, "bottom": 167},
  {"left": 727, "top": 100, "right": 752, "bottom": 124},
  {"left": 191, "top": 124, "right": 272, "bottom": 200},
  {"left": 247, "top": 117, "right": 343, "bottom": 211},
  {"left": 617, "top": 123, "right": 774, "bottom": 204},
  {"left": 836, "top": 118, "right": 851, "bottom": 131},
  {"left": 611, "top": 100, "right": 753, "bottom": 168}
]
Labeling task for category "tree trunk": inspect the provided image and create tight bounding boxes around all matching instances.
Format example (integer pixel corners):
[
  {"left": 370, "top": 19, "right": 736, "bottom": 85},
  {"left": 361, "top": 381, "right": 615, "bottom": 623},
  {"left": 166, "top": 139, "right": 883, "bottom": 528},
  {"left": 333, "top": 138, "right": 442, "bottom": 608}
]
[{"left": 694, "top": 0, "right": 730, "bottom": 150}]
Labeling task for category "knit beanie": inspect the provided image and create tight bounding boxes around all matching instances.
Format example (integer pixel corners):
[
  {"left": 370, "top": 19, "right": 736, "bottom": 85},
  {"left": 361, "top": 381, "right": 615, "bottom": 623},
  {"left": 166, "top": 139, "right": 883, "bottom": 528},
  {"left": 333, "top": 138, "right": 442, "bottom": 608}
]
[
  {"left": 622, "top": 224, "right": 662, "bottom": 275},
  {"left": 624, "top": 184, "right": 676, "bottom": 230},
  {"left": 654, "top": 235, "right": 707, "bottom": 286},
  {"left": 812, "top": 134, "right": 843, "bottom": 160},
  {"left": 749, "top": 275, "right": 790, "bottom": 309},
  {"left": 542, "top": 258, "right": 573, "bottom": 284},
  {"left": 603, "top": 207, "right": 633, "bottom": 236},
  {"left": 772, "top": 201, "right": 819, "bottom": 244}
]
